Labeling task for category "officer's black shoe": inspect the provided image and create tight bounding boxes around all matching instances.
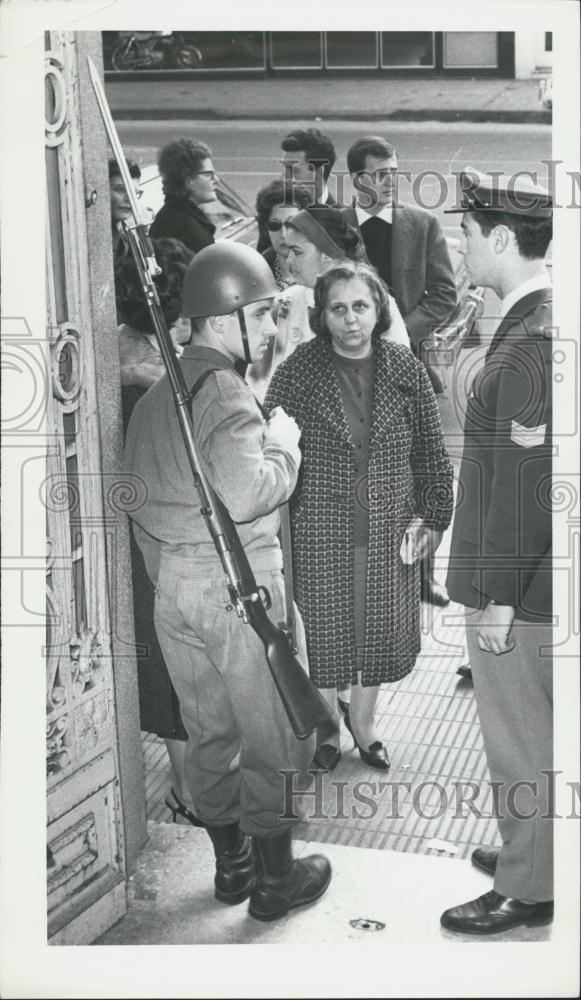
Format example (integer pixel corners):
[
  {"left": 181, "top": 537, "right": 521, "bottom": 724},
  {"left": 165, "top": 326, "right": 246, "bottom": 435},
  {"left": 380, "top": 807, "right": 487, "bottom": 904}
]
[
  {"left": 420, "top": 575, "right": 451, "bottom": 607},
  {"left": 440, "top": 890, "right": 553, "bottom": 935},
  {"left": 249, "top": 830, "right": 332, "bottom": 922},
  {"left": 456, "top": 664, "right": 473, "bottom": 681},
  {"left": 471, "top": 847, "right": 499, "bottom": 876},
  {"left": 206, "top": 822, "right": 256, "bottom": 905}
]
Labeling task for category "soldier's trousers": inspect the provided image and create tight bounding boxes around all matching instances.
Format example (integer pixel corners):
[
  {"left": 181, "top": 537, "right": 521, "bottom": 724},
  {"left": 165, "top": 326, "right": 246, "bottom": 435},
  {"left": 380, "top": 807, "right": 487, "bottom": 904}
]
[
  {"left": 466, "top": 609, "right": 553, "bottom": 901},
  {"left": 154, "top": 556, "right": 314, "bottom": 837}
]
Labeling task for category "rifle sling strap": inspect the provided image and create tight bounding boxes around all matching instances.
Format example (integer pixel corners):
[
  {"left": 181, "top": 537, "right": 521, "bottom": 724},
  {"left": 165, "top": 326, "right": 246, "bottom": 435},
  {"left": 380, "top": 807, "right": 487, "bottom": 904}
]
[{"left": 187, "top": 367, "right": 295, "bottom": 638}]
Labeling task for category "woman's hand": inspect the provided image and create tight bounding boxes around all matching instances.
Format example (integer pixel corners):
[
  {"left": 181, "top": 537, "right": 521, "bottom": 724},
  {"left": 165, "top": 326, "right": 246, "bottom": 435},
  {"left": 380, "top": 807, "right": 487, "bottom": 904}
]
[{"left": 414, "top": 525, "right": 443, "bottom": 561}]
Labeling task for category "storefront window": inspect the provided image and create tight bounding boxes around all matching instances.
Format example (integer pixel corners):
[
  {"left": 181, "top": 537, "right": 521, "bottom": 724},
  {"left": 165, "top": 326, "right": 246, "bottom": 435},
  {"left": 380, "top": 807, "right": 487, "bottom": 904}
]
[
  {"left": 183, "top": 32, "right": 265, "bottom": 70},
  {"left": 325, "top": 32, "right": 378, "bottom": 69},
  {"left": 381, "top": 32, "right": 435, "bottom": 68},
  {"left": 270, "top": 32, "right": 323, "bottom": 69},
  {"left": 443, "top": 32, "right": 498, "bottom": 68}
]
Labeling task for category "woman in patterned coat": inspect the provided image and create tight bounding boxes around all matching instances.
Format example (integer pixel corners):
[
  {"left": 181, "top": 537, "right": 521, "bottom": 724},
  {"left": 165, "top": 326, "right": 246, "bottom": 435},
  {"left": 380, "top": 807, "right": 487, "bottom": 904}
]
[{"left": 265, "top": 261, "right": 454, "bottom": 771}]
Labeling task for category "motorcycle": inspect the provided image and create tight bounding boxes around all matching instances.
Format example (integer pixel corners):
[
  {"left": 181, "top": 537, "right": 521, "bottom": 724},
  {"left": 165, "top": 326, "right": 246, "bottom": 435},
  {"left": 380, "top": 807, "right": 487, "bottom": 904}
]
[{"left": 110, "top": 31, "right": 203, "bottom": 71}]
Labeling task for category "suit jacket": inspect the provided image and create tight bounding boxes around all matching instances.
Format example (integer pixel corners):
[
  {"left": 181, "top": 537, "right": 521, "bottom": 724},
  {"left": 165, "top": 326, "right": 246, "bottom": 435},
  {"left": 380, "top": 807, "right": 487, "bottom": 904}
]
[
  {"left": 446, "top": 288, "right": 553, "bottom": 622},
  {"left": 265, "top": 338, "right": 454, "bottom": 687},
  {"left": 149, "top": 195, "right": 215, "bottom": 253},
  {"left": 341, "top": 202, "right": 457, "bottom": 350}
]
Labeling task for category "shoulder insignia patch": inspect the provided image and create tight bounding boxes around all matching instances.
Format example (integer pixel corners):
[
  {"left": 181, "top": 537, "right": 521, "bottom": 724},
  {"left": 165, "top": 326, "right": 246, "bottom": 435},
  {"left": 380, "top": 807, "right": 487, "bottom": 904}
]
[{"left": 511, "top": 420, "right": 547, "bottom": 447}]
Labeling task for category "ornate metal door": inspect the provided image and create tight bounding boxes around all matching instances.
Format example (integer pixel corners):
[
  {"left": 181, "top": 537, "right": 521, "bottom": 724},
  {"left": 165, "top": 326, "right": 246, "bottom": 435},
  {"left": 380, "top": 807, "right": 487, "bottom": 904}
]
[{"left": 45, "top": 32, "right": 127, "bottom": 944}]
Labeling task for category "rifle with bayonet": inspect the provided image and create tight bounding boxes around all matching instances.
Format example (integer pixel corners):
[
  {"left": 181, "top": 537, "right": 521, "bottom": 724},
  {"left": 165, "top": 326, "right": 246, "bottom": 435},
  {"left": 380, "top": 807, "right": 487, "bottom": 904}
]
[{"left": 87, "top": 56, "right": 333, "bottom": 740}]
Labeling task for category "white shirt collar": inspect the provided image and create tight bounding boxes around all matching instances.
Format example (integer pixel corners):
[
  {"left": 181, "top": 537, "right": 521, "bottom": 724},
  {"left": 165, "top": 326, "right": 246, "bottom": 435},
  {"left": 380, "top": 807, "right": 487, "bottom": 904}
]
[
  {"left": 499, "top": 272, "right": 552, "bottom": 319},
  {"left": 355, "top": 203, "right": 393, "bottom": 226}
]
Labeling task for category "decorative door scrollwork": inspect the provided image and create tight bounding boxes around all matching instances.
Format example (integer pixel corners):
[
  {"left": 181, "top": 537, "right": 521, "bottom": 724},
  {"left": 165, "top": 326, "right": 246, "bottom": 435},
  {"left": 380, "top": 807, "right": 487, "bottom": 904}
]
[{"left": 45, "top": 31, "right": 126, "bottom": 944}]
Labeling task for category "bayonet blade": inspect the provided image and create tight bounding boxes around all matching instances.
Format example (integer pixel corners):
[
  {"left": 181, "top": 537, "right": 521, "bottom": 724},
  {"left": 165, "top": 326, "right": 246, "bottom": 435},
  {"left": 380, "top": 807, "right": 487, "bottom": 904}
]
[{"left": 87, "top": 55, "right": 143, "bottom": 226}]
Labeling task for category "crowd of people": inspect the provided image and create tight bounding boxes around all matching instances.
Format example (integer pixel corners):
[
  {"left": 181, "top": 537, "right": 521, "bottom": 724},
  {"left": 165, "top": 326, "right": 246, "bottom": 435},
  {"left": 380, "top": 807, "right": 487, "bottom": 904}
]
[{"left": 109, "top": 127, "right": 554, "bottom": 934}]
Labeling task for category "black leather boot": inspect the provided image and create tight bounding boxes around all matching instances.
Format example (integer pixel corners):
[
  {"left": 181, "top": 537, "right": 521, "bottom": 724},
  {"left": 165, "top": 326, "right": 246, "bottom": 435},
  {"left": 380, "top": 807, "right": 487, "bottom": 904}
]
[
  {"left": 248, "top": 829, "right": 331, "bottom": 922},
  {"left": 206, "top": 822, "right": 256, "bottom": 905}
]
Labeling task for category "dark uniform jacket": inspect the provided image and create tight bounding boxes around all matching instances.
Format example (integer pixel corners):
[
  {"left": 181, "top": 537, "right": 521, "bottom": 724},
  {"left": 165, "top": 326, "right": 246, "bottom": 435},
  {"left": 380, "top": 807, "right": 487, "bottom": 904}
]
[
  {"left": 446, "top": 287, "right": 553, "bottom": 622},
  {"left": 149, "top": 195, "right": 215, "bottom": 253},
  {"left": 265, "top": 338, "right": 454, "bottom": 687}
]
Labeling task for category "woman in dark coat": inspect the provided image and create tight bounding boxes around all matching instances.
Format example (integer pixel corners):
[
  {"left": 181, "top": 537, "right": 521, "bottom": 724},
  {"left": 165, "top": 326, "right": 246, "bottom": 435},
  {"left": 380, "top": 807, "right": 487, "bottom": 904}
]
[{"left": 265, "top": 261, "right": 454, "bottom": 771}]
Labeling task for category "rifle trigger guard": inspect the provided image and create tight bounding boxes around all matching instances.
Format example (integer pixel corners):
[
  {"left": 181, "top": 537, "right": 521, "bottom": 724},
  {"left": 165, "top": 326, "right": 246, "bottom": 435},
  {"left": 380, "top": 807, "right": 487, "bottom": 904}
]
[{"left": 257, "top": 585, "right": 272, "bottom": 611}]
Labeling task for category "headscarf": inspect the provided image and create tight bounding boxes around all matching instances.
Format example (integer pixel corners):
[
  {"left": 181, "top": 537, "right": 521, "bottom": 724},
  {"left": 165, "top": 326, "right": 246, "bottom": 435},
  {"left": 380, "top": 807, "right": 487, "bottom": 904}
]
[{"left": 287, "top": 206, "right": 361, "bottom": 260}]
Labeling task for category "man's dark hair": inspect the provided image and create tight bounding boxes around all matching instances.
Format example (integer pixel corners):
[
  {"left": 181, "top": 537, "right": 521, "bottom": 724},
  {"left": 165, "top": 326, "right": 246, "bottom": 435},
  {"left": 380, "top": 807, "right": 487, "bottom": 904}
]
[
  {"left": 472, "top": 210, "right": 553, "bottom": 260},
  {"left": 255, "top": 180, "right": 314, "bottom": 228},
  {"left": 115, "top": 237, "right": 194, "bottom": 333},
  {"left": 347, "top": 136, "right": 396, "bottom": 175},
  {"left": 157, "top": 139, "right": 213, "bottom": 198},
  {"left": 281, "top": 128, "right": 336, "bottom": 181},
  {"left": 109, "top": 157, "right": 141, "bottom": 181}
]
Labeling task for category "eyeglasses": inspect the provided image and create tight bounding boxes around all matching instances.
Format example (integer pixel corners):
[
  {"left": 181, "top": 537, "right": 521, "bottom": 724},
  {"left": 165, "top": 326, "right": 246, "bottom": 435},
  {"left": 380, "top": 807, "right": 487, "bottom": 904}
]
[
  {"left": 265, "top": 217, "right": 296, "bottom": 232},
  {"left": 193, "top": 169, "right": 218, "bottom": 179}
]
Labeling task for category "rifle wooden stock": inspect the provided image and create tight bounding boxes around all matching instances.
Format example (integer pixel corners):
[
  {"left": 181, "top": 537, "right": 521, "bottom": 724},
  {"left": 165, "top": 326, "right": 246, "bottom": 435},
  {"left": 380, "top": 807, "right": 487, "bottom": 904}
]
[{"left": 87, "top": 54, "right": 332, "bottom": 741}]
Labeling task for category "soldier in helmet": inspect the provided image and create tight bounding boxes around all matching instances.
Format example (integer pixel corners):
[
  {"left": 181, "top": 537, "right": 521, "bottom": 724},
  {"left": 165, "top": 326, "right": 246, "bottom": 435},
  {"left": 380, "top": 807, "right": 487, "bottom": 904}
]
[
  {"left": 441, "top": 169, "right": 554, "bottom": 935},
  {"left": 123, "top": 242, "right": 332, "bottom": 922}
]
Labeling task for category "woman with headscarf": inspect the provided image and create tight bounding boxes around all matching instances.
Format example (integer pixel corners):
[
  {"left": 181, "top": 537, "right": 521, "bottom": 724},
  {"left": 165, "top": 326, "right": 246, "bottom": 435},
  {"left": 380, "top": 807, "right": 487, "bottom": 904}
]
[
  {"left": 265, "top": 260, "right": 453, "bottom": 772},
  {"left": 254, "top": 179, "right": 313, "bottom": 290},
  {"left": 247, "top": 206, "right": 409, "bottom": 400}
]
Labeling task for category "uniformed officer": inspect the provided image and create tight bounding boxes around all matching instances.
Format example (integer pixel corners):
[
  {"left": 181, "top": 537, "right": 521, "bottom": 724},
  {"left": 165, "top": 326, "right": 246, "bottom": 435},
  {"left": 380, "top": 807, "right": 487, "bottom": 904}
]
[
  {"left": 124, "top": 242, "right": 332, "bottom": 922},
  {"left": 440, "top": 168, "right": 554, "bottom": 934}
]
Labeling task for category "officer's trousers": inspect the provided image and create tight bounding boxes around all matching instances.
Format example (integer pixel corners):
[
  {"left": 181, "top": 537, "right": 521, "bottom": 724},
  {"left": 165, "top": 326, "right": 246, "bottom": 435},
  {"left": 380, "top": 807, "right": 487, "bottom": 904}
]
[
  {"left": 154, "top": 557, "right": 315, "bottom": 837},
  {"left": 466, "top": 609, "right": 553, "bottom": 901}
]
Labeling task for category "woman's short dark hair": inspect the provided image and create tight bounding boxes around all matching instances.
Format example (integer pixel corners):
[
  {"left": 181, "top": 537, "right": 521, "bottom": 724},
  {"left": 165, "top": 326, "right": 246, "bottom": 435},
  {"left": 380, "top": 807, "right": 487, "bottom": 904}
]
[
  {"left": 310, "top": 261, "right": 392, "bottom": 341},
  {"left": 347, "top": 136, "right": 396, "bottom": 175},
  {"left": 157, "top": 139, "right": 213, "bottom": 197},
  {"left": 109, "top": 157, "right": 141, "bottom": 181},
  {"left": 471, "top": 209, "right": 553, "bottom": 260},
  {"left": 115, "top": 237, "right": 194, "bottom": 334},
  {"left": 255, "top": 180, "right": 313, "bottom": 228}
]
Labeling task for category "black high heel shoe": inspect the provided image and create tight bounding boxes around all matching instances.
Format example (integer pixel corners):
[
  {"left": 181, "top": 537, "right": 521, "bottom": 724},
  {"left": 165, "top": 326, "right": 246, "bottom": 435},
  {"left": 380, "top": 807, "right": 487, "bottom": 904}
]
[
  {"left": 165, "top": 786, "right": 205, "bottom": 827},
  {"left": 341, "top": 707, "right": 390, "bottom": 771}
]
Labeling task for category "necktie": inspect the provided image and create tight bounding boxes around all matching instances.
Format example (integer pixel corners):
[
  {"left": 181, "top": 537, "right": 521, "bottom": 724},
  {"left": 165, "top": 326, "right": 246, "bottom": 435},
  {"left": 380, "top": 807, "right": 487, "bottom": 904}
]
[{"left": 361, "top": 215, "right": 392, "bottom": 289}]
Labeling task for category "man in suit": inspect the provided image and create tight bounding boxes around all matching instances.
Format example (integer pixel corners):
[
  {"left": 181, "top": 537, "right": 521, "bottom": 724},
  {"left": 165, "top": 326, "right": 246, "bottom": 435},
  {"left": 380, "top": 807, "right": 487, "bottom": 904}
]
[
  {"left": 343, "top": 135, "right": 458, "bottom": 606},
  {"left": 280, "top": 127, "right": 341, "bottom": 208},
  {"left": 149, "top": 138, "right": 217, "bottom": 253},
  {"left": 441, "top": 169, "right": 554, "bottom": 934}
]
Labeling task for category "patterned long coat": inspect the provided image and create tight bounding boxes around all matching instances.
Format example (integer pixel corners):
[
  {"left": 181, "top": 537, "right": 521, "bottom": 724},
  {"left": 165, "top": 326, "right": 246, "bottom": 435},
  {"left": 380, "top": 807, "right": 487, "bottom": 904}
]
[{"left": 265, "top": 337, "right": 454, "bottom": 688}]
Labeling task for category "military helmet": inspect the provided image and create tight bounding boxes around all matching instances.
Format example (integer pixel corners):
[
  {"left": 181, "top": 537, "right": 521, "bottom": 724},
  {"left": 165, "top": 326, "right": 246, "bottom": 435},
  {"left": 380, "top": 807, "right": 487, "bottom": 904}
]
[{"left": 181, "top": 241, "right": 277, "bottom": 319}]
